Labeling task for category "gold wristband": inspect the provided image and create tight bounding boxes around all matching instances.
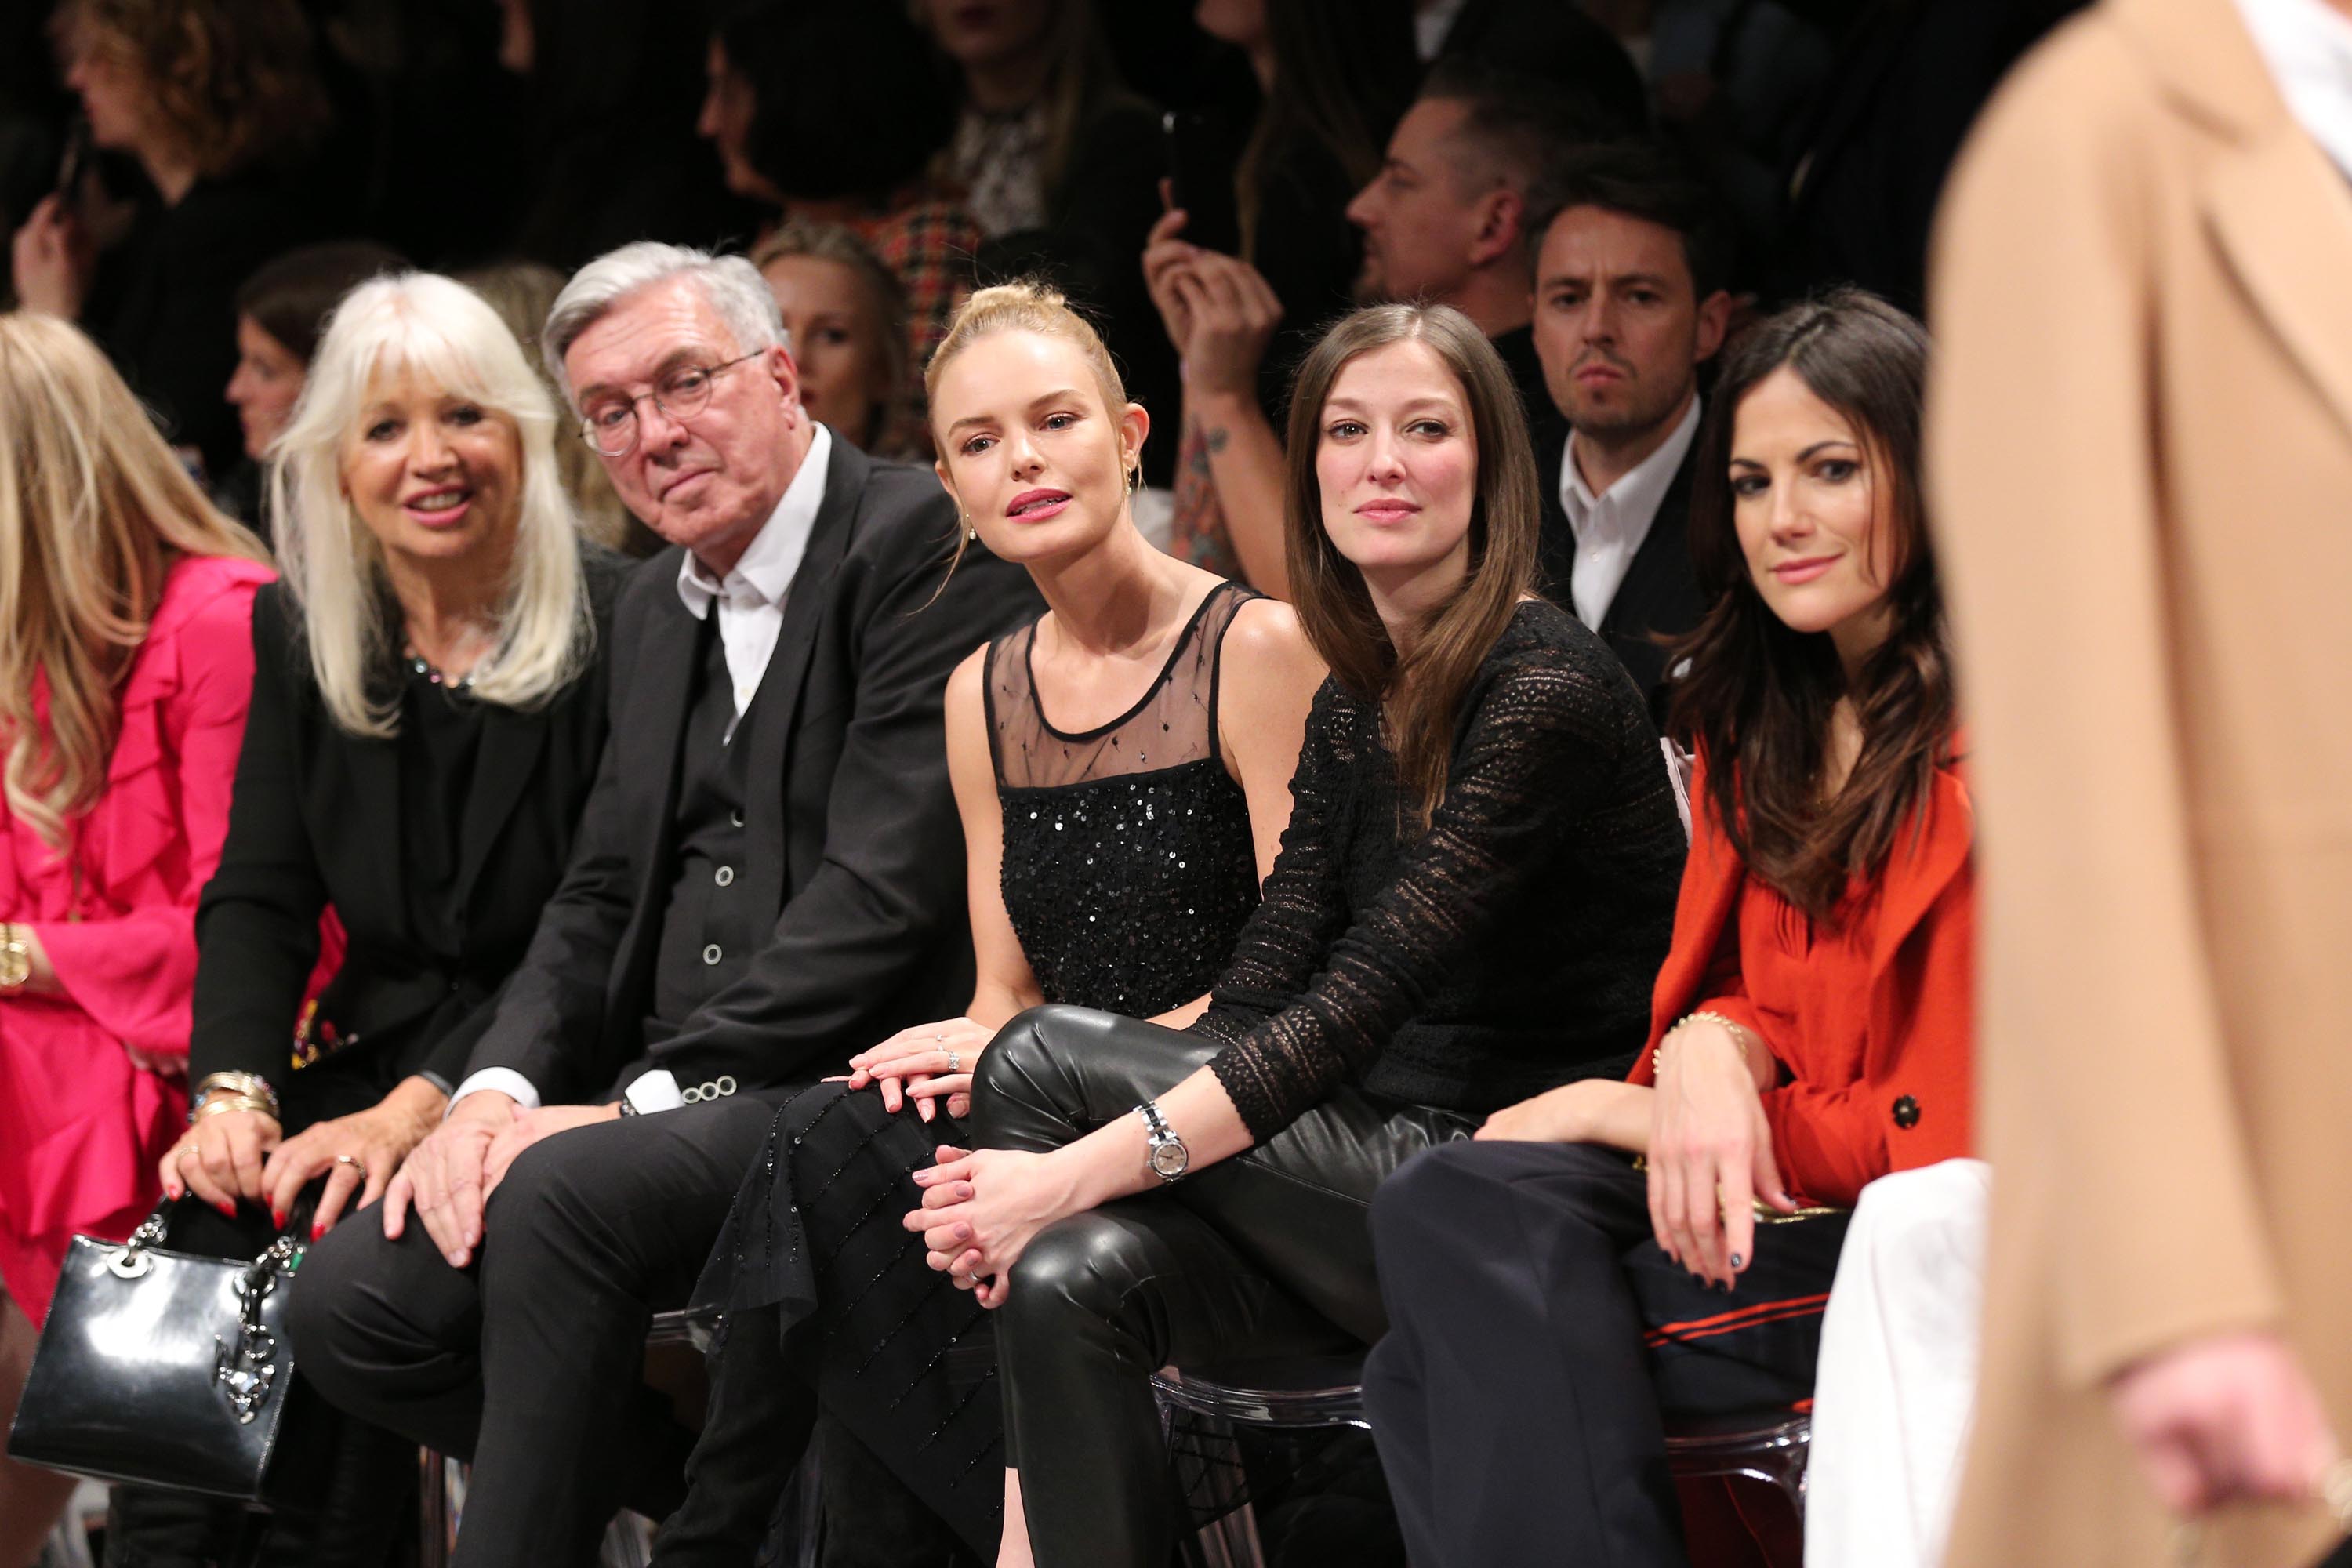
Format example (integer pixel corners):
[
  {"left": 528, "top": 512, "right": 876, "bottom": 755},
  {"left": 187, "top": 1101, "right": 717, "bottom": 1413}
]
[
  {"left": 193, "top": 1095, "right": 277, "bottom": 1123},
  {"left": 1654, "top": 1009, "right": 1755, "bottom": 1077},
  {"left": 0, "top": 923, "right": 31, "bottom": 992},
  {"left": 193, "top": 1070, "right": 280, "bottom": 1120}
]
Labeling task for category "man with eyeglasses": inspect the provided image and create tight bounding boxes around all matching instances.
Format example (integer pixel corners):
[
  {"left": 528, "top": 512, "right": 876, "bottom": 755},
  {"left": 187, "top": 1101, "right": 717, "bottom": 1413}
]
[{"left": 289, "top": 241, "right": 1040, "bottom": 1563}]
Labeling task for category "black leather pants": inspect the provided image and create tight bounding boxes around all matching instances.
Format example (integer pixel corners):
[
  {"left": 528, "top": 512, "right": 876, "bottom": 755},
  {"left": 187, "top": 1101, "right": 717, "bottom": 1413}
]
[{"left": 967, "top": 1005, "right": 1473, "bottom": 1568}]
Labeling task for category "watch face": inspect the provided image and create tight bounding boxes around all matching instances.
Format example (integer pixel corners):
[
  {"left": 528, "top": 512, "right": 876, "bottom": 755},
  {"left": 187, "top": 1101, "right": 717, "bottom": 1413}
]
[{"left": 1150, "top": 1140, "right": 1188, "bottom": 1178}]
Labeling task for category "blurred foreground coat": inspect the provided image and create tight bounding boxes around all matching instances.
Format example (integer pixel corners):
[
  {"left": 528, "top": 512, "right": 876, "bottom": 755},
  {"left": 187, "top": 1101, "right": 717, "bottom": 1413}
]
[{"left": 1927, "top": 0, "right": 2352, "bottom": 1563}]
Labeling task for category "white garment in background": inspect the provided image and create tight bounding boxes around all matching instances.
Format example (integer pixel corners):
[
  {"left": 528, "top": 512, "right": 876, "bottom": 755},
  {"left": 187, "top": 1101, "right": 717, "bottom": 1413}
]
[
  {"left": 1805, "top": 1157, "right": 1991, "bottom": 1568},
  {"left": 2235, "top": 0, "right": 2352, "bottom": 178}
]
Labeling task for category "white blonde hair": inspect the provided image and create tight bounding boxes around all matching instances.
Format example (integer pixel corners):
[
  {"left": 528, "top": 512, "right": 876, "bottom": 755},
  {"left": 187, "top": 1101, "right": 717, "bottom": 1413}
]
[{"left": 268, "top": 271, "right": 593, "bottom": 737}]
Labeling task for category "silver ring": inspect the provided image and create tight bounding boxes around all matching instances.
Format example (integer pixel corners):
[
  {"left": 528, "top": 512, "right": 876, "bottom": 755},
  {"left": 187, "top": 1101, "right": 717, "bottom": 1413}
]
[
  {"left": 334, "top": 1153, "right": 361, "bottom": 1168},
  {"left": 946, "top": 1050, "right": 961, "bottom": 1073}
]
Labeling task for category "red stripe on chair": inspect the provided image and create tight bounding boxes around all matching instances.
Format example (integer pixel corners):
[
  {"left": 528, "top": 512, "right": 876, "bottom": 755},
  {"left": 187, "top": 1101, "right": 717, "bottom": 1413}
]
[{"left": 1642, "top": 1294, "right": 1832, "bottom": 1349}]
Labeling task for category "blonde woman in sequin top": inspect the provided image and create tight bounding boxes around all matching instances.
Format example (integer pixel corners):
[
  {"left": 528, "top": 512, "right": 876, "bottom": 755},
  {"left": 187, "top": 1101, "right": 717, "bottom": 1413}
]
[{"left": 651, "top": 280, "right": 1323, "bottom": 1561}]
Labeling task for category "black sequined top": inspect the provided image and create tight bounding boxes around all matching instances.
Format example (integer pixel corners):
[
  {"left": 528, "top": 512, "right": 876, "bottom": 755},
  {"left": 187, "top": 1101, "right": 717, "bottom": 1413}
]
[{"left": 986, "top": 582, "right": 1263, "bottom": 1018}]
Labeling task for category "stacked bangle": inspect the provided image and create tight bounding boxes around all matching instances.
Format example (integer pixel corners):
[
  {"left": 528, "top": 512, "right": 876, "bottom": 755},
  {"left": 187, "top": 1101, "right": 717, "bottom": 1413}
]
[
  {"left": 1652, "top": 1009, "right": 1755, "bottom": 1078},
  {"left": 190, "top": 1070, "right": 281, "bottom": 1126}
]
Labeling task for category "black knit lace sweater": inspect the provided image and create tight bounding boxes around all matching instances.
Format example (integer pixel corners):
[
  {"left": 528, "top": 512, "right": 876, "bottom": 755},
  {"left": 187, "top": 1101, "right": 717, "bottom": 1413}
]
[{"left": 1192, "top": 600, "right": 1687, "bottom": 1142}]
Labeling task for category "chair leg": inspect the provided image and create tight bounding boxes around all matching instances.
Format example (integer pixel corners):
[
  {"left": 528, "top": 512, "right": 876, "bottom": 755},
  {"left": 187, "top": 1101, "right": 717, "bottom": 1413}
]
[{"left": 417, "top": 1449, "right": 452, "bottom": 1568}]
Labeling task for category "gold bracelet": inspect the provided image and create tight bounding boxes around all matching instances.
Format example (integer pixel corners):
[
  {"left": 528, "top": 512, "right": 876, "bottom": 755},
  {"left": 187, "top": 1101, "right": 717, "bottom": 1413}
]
[
  {"left": 1653, "top": 1009, "right": 1755, "bottom": 1077},
  {"left": 193, "top": 1070, "right": 280, "bottom": 1120},
  {"left": 193, "top": 1095, "right": 277, "bottom": 1123}
]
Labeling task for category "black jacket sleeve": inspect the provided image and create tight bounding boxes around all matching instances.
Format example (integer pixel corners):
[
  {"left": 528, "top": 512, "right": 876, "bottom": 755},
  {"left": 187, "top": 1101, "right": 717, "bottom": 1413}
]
[{"left": 190, "top": 587, "right": 327, "bottom": 1091}]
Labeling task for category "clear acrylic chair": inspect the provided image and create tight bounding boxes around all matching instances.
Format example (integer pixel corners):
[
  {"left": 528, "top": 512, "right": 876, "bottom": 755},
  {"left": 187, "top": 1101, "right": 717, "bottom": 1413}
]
[{"left": 1149, "top": 1355, "right": 1813, "bottom": 1566}]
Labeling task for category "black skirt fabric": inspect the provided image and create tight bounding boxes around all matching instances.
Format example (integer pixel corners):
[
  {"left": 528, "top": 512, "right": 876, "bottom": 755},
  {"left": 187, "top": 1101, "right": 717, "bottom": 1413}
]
[{"left": 691, "top": 1081, "right": 1004, "bottom": 1555}]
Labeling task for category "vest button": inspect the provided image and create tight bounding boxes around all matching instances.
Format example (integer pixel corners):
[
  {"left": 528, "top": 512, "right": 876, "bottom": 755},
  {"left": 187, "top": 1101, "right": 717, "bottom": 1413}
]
[
  {"left": 730, "top": 809, "right": 746, "bottom": 829},
  {"left": 1892, "top": 1094, "right": 1921, "bottom": 1130},
  {"left": 702, "top": 944, "right": 723, "bottom": 966},
  {"left": 714, "top": 866, "right": 735, "bottom": 887}
]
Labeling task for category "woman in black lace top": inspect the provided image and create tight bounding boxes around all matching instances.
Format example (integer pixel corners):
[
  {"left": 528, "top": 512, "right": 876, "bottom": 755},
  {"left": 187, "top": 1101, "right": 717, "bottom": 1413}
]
[
  {"left": 650, "top": 281, "right": 1322, "bottom": 1563},
  {"left": 912, "top": 303, "right": 1689, "bottom": 1568}
]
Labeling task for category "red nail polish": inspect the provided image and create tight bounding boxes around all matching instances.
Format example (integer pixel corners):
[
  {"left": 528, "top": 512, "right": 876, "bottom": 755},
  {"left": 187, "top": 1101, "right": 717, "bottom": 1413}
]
[
  {"left": 219, "top": 1200, "right": 237, "bottom": 1218},
  {"left": 310, "top": 1221, "right": 324, "bottom": 1242},
  {"left": 271, "top": 1208, "right": 285, "bottom": 1228}
]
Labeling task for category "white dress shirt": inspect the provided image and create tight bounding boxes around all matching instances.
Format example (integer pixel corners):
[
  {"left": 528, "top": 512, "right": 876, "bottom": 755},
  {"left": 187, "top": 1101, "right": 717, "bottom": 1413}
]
[
  {"left": 2237, "top": 0, "right": 2352, "bottom": 178},
  {"left": 450, "top": 426, "right": 833, "bottom": 1117},
  {"left": 673, "top": 423, "right": 833, "bottom": 741},
  {"left": 1559, "top": 396, "right": 1702, "bottom": 635}
]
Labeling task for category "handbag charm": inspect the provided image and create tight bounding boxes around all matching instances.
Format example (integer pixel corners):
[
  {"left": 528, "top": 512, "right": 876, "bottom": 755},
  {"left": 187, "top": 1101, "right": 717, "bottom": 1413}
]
[{"left": 212, "top": 1234, "right": 299, "bottom": 1424}]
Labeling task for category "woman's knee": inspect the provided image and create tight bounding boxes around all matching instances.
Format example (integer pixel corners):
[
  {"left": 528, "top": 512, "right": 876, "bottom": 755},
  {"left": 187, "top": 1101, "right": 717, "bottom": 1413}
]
[
  {"left": 968, "top": 1004, "right": 1097, "bottom": 1145},
  {"left": 999, "top": 1210, "right": 1153, "bottom": 1342}
]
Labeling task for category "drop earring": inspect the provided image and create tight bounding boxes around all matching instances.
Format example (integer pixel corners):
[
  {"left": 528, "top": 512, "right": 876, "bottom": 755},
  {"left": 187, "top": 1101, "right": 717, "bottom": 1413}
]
[{"left": 964, "top": 514, "right": 976, "bottom": 543}]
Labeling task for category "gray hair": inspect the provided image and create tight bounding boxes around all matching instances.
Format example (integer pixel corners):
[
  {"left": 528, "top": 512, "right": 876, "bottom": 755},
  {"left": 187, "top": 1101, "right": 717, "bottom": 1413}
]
[
  {"left": 270, "top": 271, "right": 593, "bottom": 737},
  {"left": 542, "top": 241, "right": 787, "bottom": 412}
]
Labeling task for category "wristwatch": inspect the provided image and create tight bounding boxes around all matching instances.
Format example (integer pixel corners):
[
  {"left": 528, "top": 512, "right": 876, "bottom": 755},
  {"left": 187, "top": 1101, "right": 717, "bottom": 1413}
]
[
  {"left": 1136, "top": 1100, "right": 1189, "bottom": 1183},
  {"left": 0, "top": 924, "right": 31, "bottom": 992}
]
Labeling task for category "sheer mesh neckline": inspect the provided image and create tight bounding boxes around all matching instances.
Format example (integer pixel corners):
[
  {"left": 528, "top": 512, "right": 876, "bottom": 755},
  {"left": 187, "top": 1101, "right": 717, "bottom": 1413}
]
[
  {"left": 1022, "top": 583, "right": 1231, "bottom": 742},
  {"left": 987, "top": 581, "right": 1255, "bottom": 793}
]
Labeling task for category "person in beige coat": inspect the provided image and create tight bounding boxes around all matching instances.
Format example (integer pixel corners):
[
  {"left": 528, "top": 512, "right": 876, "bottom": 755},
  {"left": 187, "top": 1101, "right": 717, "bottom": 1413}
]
[{"left": 1926, "top": 0, "right": 2352, "bottom": 1563}]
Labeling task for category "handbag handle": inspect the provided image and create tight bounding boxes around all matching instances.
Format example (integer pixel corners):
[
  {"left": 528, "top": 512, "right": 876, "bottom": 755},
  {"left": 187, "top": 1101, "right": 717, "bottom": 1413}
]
[{"left": 103, "top": 1195, "right": 306, "bottom": 1281}]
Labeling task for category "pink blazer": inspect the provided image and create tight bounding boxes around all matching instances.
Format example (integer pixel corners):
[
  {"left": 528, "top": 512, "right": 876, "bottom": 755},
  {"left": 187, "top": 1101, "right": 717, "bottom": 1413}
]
[{"left": 0, "top": 552, "right": 270, "bottom": 1323}]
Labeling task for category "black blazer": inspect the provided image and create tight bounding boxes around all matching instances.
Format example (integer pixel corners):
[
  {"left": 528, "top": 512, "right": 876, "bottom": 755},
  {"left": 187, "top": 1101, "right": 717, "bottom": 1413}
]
[
  {"left": 191, "top": 545, "right": 632, "bottom": 1122},
  {"left": 463, "top": 437, "right": 1044, "bottom": 1104},
  {"left": 1536, "top": 426, "right": 1708, "bottom": 709}
]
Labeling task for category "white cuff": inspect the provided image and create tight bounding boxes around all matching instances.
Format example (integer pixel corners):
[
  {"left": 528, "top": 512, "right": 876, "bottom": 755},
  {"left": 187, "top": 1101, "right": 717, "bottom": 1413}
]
[
  {"left": 622, "top": 1069, "right": 684, "bottom": 1116},
  {"left": 448, "top": 1067, "right": 543, "bottom": 1116}
]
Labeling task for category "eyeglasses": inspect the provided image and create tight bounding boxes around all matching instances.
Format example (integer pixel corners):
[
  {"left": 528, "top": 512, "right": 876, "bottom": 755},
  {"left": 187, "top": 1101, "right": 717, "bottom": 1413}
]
[{"left": 577, "top": 351, "right": 763, "bottom": 456}]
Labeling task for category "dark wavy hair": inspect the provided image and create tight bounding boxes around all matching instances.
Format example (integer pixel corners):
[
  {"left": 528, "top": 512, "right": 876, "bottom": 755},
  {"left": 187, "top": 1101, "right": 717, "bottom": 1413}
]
[
  {"left": 1668, "top": 289, "right": 1955, "bottom": 915},
  {"left": 58, "top": 0, "right": 328, "bottom": 179},
  {"left": 1283, "top": 303, "right": 1539, "bottom": 830}
]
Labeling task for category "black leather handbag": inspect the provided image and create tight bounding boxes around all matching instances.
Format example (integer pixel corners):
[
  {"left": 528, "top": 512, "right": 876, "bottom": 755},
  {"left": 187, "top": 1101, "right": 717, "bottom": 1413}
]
[{"left": 5, "top": 1200, "right": 324, "bottom": 1504}]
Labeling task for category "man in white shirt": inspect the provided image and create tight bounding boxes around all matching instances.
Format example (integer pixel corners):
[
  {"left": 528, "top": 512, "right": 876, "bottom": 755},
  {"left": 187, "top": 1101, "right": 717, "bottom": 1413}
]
[
  {"left": 1531, "top": 141, "right": 1733, "bottom": 704},
  {"left": 289, "top": 242, "right": 1039, "bottom": 1563}
]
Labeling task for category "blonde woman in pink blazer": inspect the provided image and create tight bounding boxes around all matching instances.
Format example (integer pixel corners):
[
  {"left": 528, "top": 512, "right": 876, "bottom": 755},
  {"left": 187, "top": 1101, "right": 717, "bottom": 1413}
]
[{"left": 0, "top": 313, "right": 272, "bottom": 1566}]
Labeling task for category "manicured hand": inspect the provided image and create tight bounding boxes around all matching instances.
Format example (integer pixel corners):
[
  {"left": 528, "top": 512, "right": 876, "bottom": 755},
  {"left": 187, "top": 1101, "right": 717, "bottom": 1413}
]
[
  {"left": 905, "top": 1145, "right": 1084, "bottom": 1309},
  {"left": 848, "top": 1015, "right": 996, "bottom": 1121},
  {"left": 262, "top": 1077, "right": 446, "bottom": 1239},
  {"left": 2110, "top": 1331, "right": 2343, "bottom": 1515},
  {"left": 1646, "top": 1020, "right": 1791, "bottom": 1289},
  {"left": 162, "top": 1103, "right": 281, "bottom": 1216}
]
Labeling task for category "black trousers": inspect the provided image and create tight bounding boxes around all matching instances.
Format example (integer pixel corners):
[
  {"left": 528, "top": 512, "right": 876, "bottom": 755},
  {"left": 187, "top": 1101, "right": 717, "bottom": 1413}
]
[
  {"left": 285, "top": 1093, "right": 782, "bottom": 1566},
  {"left": 1360, "top": 1139, "right": 1849, "bottom": 1568},
  {"left": 967, "top": 1005, "right": 1474, "bottom": 1568}
]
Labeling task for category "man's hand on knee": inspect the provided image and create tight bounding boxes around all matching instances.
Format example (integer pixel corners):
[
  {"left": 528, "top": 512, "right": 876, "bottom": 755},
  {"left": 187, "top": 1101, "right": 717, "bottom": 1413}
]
[
  {"left": 386, "top": 1091, "right": 517, "bottom": 1268},
  {"left": 481, "top": 1103, "right": 622, "bottom": 1196}
]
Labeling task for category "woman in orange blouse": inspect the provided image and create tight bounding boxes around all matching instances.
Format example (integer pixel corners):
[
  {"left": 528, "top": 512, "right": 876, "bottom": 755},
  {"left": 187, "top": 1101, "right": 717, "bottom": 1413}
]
[{"left": 1361, "top": 289, "right": 1973, "bottom": 1566}]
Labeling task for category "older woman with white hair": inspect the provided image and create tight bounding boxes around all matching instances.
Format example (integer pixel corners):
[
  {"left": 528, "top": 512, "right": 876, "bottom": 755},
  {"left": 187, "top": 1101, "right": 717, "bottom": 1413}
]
[{"left": 118, "top": 271, "right": 630, "bottom": 1563}]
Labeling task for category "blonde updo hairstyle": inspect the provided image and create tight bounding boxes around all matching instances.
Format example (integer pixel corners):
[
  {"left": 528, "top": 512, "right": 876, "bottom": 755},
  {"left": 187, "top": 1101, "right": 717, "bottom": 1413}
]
[{"left": 923, "top": 281, "right": 1142, "bottom": 566}]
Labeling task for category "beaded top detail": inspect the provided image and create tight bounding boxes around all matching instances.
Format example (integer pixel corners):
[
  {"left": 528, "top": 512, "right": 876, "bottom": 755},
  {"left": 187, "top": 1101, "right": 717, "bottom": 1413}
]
[{"left": 985, "top": 582, "right": 1262, "bottom": 1019}]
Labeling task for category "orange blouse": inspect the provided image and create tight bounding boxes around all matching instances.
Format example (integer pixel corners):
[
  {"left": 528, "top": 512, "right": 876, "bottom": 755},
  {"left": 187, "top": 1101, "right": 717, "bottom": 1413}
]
[{"left": 1630, "top": 751, "right": 1976, "bottom": 1207}]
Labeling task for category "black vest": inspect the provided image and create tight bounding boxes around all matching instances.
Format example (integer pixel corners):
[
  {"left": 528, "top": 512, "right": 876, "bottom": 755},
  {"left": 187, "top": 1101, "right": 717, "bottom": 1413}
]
[{"left": 649, "top": 615, "right": 774, "bottom": 1031}]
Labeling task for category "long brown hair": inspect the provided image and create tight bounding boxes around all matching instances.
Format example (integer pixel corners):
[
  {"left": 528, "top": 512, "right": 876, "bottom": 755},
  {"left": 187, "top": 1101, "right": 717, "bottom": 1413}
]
[
  {"left": 1668, "top": 289, "right": 1955, "bottom": 914},
  {"left": 0, "top": 314, "right": 267, "bottom": 846},
  {"left": 1283, "top": 303, "right": 1539, "bottom": 829}
]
